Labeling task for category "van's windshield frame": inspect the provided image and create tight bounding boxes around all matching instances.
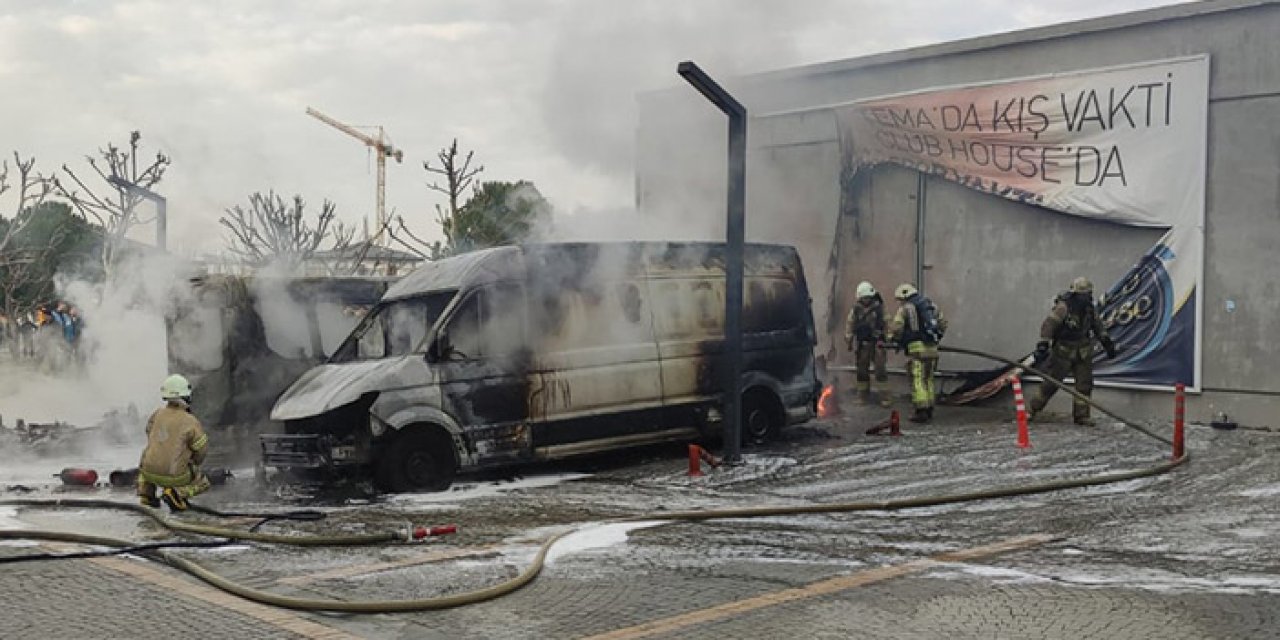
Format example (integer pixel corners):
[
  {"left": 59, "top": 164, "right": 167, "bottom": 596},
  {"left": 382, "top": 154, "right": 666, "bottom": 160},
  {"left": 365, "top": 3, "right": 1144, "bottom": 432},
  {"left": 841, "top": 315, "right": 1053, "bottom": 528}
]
[{"left": 328, "top": 290, "right": 457, "bottom": 363}]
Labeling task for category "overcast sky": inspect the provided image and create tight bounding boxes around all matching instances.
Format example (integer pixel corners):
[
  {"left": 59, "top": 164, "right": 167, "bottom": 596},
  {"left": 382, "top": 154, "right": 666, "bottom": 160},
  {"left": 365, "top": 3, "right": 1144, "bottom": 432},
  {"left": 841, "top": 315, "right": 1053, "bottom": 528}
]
[{"left": 0, "top": 0, "right": 1184, "bottom": 255}]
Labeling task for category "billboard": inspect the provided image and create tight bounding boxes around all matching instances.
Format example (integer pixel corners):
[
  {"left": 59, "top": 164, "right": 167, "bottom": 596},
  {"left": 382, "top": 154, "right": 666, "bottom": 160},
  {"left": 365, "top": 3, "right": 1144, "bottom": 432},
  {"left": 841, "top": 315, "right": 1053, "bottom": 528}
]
[{"left": 835, "top": 56, "right": 1209, "bottom": 389}]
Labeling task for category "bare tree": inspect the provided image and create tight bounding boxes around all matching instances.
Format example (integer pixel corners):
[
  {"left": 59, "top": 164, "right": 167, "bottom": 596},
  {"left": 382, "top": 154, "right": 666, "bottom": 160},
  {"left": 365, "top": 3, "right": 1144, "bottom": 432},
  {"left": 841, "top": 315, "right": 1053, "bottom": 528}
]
[
  {"left": 54, "top": 131, "right": 170, "bottom": 280},
  {"left": 219, "top": 191, "right": 355, "bottom": 271},
  {"left": 0, "top": 227, "right": 68, "bottom": 319},
  {"left": 0, "top": 153, "right": 63, "bottom": 318},
  {"left": 386, "top": 215, "right": 446, "bottom": 262},
  {"left": 0, "top": 153, "right": 56, "bottom": 256},
  {"left": 423, "top": 139, "right": 483, "bottom": 255}
]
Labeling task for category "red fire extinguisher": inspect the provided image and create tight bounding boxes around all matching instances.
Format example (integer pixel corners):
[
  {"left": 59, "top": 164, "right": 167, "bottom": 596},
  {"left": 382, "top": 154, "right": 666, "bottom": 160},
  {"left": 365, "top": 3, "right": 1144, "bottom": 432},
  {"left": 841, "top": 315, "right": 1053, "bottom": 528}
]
[{"left": 57, "top": 468, "right": 98, "bottom": 486}]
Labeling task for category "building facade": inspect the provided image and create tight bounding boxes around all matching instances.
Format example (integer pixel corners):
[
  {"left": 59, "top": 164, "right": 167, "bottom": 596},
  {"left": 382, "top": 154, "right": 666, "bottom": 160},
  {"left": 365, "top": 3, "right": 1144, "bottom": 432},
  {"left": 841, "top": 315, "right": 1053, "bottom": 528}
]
[{"left": 637, "top": 0, "right": 1280, "bottom": 425}]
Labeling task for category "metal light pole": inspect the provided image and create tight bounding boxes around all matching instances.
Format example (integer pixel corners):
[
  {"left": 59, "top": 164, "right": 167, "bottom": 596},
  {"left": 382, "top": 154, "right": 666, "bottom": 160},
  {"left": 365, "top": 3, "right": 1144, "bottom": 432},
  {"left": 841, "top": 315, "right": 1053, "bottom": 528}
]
[
  {"left": 678, "top": 61, "right": 746, "bottom": 464},
  {"left": 107, "top": 176, "right": 167, "bottom": 251}
]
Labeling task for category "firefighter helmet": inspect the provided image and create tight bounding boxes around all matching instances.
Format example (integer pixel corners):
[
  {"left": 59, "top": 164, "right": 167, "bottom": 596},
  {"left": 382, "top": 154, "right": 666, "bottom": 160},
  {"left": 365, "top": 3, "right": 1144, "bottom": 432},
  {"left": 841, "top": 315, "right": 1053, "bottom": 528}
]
[
  {"left": 856, "top": 281, "right": 877, "bottom": 299},
  {"left": 161, "top": 374, "right": 192, "bottom": 401},
  {"left": 1070, "top": 277, "right": 1093, "bottom": 294},
  {"left": 894, "top": 283, "right": 918, "bottom": 300}
]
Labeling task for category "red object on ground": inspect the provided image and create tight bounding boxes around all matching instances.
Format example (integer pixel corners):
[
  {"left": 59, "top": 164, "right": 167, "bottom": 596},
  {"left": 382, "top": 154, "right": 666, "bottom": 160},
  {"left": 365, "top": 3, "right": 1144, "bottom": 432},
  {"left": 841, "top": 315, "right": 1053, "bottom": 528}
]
[
  {"left": 1012, "top": 376, "right": 1031, "bottom": 449},
  {"left": 688, "top": 444, "right": 705, "bottom": 477},
  {"left": 698, "top": 446, "right": 722, "bottom": 469},
  {"left": 57, "top": 468, "right": 98, "bottom": 486},
  {"left": 1173, "top": 382, "right": 1186, "bottom": 459},
  {"left": 889, "top": 410, "right": 901, "bottom": 437},
  {"left": 412, "top": 524, "right": 458, "bottom": 540}
]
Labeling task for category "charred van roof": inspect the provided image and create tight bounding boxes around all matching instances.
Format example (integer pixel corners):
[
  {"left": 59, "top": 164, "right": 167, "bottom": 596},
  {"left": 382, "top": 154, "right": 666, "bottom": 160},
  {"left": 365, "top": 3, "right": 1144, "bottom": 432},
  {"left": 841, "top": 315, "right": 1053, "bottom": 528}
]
[
  {"left": 383, "top": 241, "right": 802, "bottom": 301},
  {"left": 384, "top": 246, "right": 523, "bottom": 301}
]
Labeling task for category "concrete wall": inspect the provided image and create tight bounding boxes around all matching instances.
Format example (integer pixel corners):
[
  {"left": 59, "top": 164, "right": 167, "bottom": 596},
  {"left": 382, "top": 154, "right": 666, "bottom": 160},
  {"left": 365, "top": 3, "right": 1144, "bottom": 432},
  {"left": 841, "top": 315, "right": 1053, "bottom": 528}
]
[{"left": 636, "top": 1, "right": 1280, "bottom": 426}]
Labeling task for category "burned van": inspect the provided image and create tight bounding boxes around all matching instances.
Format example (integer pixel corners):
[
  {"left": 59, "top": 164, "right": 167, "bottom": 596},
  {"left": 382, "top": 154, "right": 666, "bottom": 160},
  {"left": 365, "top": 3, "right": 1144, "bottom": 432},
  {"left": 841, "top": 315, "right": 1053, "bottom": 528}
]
[
  {"left": 266, "top": 242, "right": 820, "bottom": 491},
  {"left": 167, "top": 274, "right": 393, "bottom": 458}
]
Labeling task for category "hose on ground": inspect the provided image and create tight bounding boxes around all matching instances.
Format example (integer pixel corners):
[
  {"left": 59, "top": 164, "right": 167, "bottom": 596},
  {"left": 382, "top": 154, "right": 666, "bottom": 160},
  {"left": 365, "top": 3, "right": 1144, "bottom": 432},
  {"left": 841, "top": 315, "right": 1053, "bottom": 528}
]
[
  {"left": 938, "top": 345, "right": 1172, "bottom": 446},
  {"left": 0, "top": 534, "right": 235, "bottom": 564},
  {"left": 0, "top": 345, "right": 1187, "bottom": 613},
  {"left": 0, "top": 498, "right": 402, "bottom": 546}
]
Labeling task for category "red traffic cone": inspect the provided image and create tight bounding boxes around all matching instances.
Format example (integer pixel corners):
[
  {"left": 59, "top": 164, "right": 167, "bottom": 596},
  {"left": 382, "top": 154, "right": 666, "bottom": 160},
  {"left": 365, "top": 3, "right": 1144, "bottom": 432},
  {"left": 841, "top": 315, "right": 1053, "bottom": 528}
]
[
  {"left": 688, "top": 444, "right": 704, "bottom": 477},
  {"left": 1173, "top": 383, "right": 1186, "bottom": 460},
  {"left": 1012, "top": 377, "right": 1031, "bottom": 449}
]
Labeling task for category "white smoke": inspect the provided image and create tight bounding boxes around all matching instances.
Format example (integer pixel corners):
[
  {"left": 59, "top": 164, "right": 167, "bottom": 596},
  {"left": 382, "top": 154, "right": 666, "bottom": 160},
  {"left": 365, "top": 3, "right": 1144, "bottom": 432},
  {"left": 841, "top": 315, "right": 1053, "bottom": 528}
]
[
  {"left": 0, "top": 252, "right": 196, "bottom": 426},
  {"left": 0, "top": 250, "right": 201, "bottom": 481}
]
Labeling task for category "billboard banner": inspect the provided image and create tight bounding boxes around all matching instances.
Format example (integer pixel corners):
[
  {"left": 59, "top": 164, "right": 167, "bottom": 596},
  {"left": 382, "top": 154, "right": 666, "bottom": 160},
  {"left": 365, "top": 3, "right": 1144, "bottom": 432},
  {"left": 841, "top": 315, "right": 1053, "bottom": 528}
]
[{"left": 835, "top": 56, "right": 1209, "bottom": 389}]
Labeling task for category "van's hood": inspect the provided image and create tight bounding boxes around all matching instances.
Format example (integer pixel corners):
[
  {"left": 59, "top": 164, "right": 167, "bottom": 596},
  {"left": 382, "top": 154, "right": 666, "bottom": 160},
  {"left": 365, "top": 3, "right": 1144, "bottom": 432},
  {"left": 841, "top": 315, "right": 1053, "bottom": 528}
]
[{"left": 271, "top": 357, "right": 423, "bottom": 421}]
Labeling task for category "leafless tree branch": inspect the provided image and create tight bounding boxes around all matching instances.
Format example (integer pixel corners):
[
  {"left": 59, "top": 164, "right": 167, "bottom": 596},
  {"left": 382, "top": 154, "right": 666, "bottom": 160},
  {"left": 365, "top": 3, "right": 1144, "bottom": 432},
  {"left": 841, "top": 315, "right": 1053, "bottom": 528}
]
[
  {"left": 220, "top": 191, "right": 356, "bottom": 272},
  {"left": 422, "top": 139, "right": 483, "bottom": 253},
  {"left": 53, "top": 131, "right": 170, "bottom": 281}
]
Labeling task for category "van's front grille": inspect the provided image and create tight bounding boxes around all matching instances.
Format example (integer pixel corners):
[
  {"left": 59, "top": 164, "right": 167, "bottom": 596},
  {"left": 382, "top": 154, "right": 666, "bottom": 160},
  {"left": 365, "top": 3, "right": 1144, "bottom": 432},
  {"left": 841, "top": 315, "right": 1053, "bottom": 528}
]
[{"left": 261, "top": 434, "right": 333, "bottom": 468}]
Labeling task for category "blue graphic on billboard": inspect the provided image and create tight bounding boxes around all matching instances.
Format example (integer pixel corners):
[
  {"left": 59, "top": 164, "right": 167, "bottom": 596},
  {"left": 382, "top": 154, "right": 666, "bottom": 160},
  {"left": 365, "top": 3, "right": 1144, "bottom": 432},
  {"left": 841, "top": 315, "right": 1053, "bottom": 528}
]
[{"left": 1093, "top": 244, "right": 1195, "bottom": 386}]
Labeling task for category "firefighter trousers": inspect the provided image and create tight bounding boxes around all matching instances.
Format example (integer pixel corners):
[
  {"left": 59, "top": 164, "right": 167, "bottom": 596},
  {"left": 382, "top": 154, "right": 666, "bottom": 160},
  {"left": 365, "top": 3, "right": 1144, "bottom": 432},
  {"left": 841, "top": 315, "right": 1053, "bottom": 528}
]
[
  {"left": 1030, "top": 342, "right": 1095, "bottom": 422},
  {"left": 137, "top": 465, "right": 211, "bottom": 500},
  {"left": 854, "top": 340, "right": 889, "bottom": 398},
  {"left": 905, "top": 341, "right": 939, "bottom": 410}
]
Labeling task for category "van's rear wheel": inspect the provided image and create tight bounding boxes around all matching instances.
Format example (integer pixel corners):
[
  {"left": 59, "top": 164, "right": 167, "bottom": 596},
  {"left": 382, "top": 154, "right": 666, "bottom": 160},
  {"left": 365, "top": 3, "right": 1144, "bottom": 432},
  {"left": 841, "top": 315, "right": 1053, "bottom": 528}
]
[
  {"left": 375, "top": 428, "right": 456, "bottom": 493},
  {"left": 742, "top": 390, "right": 782, "bottom": 444}
]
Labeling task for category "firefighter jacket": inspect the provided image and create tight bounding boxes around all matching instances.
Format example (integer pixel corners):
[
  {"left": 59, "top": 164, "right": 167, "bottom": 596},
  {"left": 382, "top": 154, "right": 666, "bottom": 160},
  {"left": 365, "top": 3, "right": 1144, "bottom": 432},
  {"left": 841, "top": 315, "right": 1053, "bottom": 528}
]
[
  {"left": 844, "top": 294, "right": 886, "bottom": 347},
  {"left": 1041, "top": 294, "right": 1109, "bottom": 348},
  {"left": 139, "top": 403, "right": 209, "bottom": 480},
  {"left": 887, "top": 295, "right": 948, "bottom": 347}
]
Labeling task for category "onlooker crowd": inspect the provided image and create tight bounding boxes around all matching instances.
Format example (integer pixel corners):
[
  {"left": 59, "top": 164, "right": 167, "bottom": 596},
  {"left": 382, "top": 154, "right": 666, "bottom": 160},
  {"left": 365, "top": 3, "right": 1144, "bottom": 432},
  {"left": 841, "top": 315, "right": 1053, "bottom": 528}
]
[{"left": 0, "top": 300, "right": 85, "bottom": 371}]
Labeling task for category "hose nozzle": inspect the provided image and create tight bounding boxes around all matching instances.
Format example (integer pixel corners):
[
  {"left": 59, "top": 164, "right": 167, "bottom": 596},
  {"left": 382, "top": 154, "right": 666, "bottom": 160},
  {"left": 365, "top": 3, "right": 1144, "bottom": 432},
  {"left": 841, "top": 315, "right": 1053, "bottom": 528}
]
[{"left": 410, "top": 524, "right": 458, "bottom": 541}]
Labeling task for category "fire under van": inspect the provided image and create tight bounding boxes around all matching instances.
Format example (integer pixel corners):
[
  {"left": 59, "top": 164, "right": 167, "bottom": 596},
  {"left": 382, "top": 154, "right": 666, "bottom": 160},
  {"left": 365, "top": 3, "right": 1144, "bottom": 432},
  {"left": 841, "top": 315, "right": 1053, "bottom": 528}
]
[{"left": 266, "top": 242, "right": 820, "bottom": 492}]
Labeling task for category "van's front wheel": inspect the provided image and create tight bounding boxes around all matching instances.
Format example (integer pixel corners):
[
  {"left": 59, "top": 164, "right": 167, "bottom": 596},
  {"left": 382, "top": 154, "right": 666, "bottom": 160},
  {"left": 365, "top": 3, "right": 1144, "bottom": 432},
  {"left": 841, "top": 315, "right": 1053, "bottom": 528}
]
[{"left": 375, "top": 427, "right": 456, "bottom": 493}]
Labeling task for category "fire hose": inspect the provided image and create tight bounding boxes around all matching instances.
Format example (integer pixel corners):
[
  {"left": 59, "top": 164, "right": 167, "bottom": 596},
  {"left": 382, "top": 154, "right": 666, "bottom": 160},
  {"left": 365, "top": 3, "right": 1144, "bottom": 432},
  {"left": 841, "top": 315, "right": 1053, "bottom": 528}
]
[{"left": 0, "top": 345, "right": 1189, "bottom": 613}]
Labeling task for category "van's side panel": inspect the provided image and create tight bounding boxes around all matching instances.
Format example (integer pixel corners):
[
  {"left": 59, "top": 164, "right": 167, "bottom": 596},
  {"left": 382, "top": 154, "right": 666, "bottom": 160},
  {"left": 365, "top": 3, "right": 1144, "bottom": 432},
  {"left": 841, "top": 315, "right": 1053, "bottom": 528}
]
[
  {"left": 646, "top": 243, "right": 818, "bottom": 426},
  {"left": 522, "top": 245, "right": 667, "bottom": 451}
]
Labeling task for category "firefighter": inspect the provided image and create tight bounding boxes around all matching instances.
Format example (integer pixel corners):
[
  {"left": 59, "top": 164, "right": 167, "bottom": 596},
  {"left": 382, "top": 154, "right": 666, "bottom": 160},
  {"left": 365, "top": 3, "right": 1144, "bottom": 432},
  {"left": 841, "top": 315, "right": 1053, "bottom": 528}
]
[
  {"left": 886, "top": 283, "right": 947, "bottom": 423},
  {"left": 137, "top": 374, "right": 211, "bottom": 511},
  {"left": 844, "top": 281, "right": 891, "bottom": 406},
  {"left": 1029, "top": 277, "right": 1116, "bottom": 426}
]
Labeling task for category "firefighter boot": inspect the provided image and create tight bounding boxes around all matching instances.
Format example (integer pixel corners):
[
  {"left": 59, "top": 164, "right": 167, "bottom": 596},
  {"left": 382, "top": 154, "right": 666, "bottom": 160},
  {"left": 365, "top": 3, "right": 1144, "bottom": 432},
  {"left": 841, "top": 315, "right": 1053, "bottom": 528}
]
[
  {"left": 139, "top": 494, "right": 160, "bottom": 509},
  {"left": 161, "top": 487, "right": 189, "bottom": 512},
  {"left": 909, "top": 408, "right": 931, "bottom": 423}
]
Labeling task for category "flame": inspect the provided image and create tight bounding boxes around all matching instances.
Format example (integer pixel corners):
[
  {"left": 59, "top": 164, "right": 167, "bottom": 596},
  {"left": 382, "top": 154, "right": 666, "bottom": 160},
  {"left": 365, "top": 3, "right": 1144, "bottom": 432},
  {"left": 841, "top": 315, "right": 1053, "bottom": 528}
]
[{"left": 817, "top": 384, "right": 838, "bottom": 418}]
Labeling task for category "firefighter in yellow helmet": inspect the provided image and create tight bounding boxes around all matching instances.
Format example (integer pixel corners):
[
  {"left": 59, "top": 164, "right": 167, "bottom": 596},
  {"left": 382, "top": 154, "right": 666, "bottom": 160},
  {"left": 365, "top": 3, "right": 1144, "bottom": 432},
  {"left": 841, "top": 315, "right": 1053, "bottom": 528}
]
[
  {"left": 137, "top": 374, "right": 211, "bottom": 511},
  {"left": 1029, "top": 277, "right": 1116, "bottom": 426},
  {"left": 885, "top": 283, "right": 947, "bottom": 423},
  {"left": 844, "top": 281, "right": 891, "bottom": 406}
]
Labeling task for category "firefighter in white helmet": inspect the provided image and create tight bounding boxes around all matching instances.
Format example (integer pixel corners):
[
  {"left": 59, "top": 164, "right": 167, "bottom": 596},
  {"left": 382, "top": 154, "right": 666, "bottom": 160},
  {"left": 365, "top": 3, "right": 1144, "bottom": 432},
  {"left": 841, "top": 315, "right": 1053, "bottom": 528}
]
[
  {"left": 844, "top": 281, "right": 891, "bottom": 406},
  {"left": 137, "top": 374, "right": 211, "bottom": 511},
  {"left": 886, "top": 283, "right": 948, "bottom": 423}
]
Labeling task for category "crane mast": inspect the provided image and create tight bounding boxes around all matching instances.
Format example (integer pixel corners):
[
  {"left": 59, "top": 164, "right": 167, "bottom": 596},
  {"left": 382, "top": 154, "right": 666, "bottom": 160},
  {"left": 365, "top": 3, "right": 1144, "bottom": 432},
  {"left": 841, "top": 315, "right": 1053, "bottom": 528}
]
[{"left": 305, "top": 107, "right": 403, "bottom": 245}]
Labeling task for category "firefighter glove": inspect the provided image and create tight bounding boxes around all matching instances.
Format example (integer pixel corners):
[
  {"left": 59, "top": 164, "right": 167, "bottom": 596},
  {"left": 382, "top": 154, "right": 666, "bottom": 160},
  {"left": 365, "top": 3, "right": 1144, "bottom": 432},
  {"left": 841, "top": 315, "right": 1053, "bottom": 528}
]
[
  {"left": 1101, "top": 336, "right": 1117, "bottom": 359},
  {"left": 1034, "top": 340, "right": 1051, "bottom": 363}
]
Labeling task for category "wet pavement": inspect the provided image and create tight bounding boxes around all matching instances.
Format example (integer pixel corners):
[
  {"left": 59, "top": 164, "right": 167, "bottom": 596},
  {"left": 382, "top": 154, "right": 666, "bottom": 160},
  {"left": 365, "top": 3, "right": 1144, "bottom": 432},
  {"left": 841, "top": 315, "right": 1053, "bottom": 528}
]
[{"left": 2, "top": 393, "right": 1278, "bottom": 639}]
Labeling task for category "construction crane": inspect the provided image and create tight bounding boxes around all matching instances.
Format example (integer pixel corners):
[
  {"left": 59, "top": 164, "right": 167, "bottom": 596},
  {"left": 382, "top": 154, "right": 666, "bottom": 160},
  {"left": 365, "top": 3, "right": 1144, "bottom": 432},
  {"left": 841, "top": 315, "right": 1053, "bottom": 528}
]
[{"left": 305, "top": 106, "right": 403, "bottom": 245}]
